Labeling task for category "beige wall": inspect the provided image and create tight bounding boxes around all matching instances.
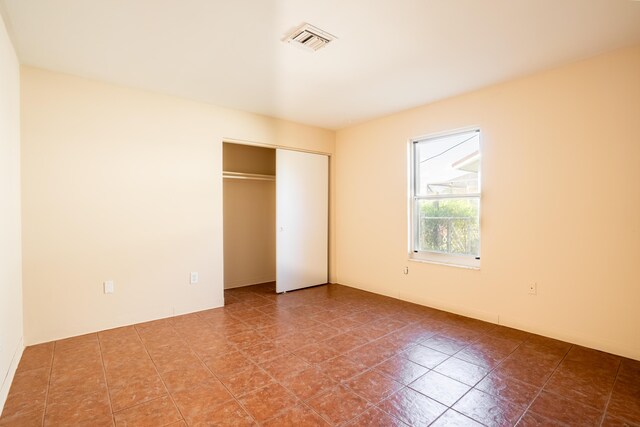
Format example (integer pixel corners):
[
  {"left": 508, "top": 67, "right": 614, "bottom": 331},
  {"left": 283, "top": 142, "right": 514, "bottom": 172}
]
[
  {"left": 223, "top": 143, "right": 276, "bottom": 288},
  {"left": 0, "top": 14, "right": 23, "bottom": 413},
  {"left": 21, "top": 67, "right": 334, "bottom": 345},
  {"left": 335, "top": 46, "right": 640, "bottom": 360}
]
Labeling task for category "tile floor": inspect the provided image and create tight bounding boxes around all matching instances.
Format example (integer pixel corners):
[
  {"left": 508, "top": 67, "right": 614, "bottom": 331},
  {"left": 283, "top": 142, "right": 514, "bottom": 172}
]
[{"left": 1, "top": 282, "right": 639, "bottom": 426}]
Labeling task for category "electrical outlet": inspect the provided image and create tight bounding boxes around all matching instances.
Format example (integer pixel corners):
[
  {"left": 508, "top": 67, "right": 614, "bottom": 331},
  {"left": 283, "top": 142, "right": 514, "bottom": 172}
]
[
  {"left": 190, "top": 272, "right": 199, "bottom": 284},
  {"left": 528, "top": 282, "right": 537, "bottom": 295},
  {"left": 104, "top": 280, "right": 114, "bottom": 294}
]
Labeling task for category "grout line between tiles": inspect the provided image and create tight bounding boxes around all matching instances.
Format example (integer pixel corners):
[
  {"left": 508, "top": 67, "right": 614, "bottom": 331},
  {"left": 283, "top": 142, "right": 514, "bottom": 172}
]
[
  {"left": 167, "top": 321, "right": 261, "bottom": 426},
  {"left": 512, "top": 343, "right": 573, "bottom": 426},
  {"left": 96, "top": 335, "right": 116, "bottom": 426},
  {"left": 40, "top": 341, "right": 56, "bottom": 427},
  {"left": 599, "top": 359, "right": 622, "bottom": 427},
  {"left": 132, "top": 325, "right": 187, "bottom": 426}
]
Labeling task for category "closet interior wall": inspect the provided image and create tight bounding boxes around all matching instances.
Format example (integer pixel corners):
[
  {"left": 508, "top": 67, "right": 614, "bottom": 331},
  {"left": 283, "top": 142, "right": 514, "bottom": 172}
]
[{"left": 222, "top": 143, "right": 276, "bottom": 289}]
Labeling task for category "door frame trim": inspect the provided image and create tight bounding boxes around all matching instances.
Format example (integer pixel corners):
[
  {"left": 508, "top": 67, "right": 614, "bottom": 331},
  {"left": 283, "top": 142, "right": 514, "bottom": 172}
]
[{"left": 222, "top": 137, "right": 333, "bottom": 157}]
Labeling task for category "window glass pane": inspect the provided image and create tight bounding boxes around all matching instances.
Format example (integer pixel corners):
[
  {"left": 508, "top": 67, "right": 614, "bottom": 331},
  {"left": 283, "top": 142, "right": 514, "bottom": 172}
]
[
  {"left": 415, "top": 131, "right": 480, "bottom": 196},
  {"left": 416, "top": 198, "right": 479, "bottom": 256}
]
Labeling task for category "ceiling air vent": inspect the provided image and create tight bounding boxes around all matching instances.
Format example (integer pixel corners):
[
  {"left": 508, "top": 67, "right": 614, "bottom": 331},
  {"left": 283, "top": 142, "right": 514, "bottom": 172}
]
[{"left": 284, "top": 23, "right": 336, "bottom": 51}]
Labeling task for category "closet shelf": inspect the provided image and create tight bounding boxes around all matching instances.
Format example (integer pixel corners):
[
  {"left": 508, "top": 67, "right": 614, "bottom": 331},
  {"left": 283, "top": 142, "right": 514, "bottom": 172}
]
[{"left": 223, "top": 171, "right": 276, "bottom": 181}]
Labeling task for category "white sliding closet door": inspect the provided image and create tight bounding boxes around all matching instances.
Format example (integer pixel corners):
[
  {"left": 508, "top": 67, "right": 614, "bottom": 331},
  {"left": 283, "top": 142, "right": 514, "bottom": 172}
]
[{"left": 276, "top": 149, "right": 328, "bottom": 293}]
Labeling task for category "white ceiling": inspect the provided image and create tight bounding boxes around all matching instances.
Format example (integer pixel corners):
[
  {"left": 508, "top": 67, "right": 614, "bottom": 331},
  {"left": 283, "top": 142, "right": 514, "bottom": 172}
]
[{"left": 2, "top": 0, "right": 640, "bottom": 129}]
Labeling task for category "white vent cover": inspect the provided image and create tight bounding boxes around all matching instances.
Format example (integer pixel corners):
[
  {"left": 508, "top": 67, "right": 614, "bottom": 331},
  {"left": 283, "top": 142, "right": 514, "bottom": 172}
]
[{"left": 284, "top": 23, "right": 336, "bottom": 51}]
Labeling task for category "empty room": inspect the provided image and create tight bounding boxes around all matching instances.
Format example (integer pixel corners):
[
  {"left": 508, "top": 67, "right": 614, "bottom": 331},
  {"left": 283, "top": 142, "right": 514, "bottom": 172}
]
[{"left": 1, "top": 1, "right": 639, "bottom": 426}]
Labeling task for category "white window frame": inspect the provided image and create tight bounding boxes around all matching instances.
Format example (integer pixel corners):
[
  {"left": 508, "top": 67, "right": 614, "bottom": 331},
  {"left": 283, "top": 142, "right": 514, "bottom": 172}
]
[{"left": 409, "top": 128, "right": 481, "bottom": 269}]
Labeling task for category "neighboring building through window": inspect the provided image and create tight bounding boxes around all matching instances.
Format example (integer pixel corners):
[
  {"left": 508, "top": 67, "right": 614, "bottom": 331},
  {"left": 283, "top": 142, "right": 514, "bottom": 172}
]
[{"left": 411, "top": 129, "right": 481, "bottom": 268}]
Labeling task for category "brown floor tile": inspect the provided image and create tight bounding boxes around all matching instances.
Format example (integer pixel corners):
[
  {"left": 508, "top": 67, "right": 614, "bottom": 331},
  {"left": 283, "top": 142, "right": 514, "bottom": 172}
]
[
  {"left": 453, "top": 388, "right": 525, "bottom": 427},
  {"left": 421, "top": 335, "right": 468, "bottom": 356},
  {"left": 342, "top": 310, "right": 381, "bottom": 325},
  {"left": 113, "top": 395, "right": 181, "bottom": 426},
  {"left": 619, "top": 358, "right": 640, "bottom": 380},
  {"left": 516, "top": 411, "right": 565, "bottom": 426},
  {"left": 160, "top": 364, "right": 215, "bottom": 393},
  {"left": 455, "top": 336, "right": 520, "bottom": 369},
  {"left": 242, "top": 341, "right": 290, "bottom": 364},
  {"left": 147, "top": 346, "right": 200, "bottom": 373},
  {"left": 218, "top": 363, "right": 274, "bottom": 397},
  {"left": 0, "top": 368, "right": 49, "bottom": 419},
  {"left": 378, "top": 387, "right": 447, "bottom": 426},
  {"left": 346, "top": 369, "right": 403, "bottom": 404},
  {"left": 0, "top": 409, "right": 44, "bottom": 427},
  {"left": 44, "top": 390, "right": 112, "bottom": 425},
  {"left": 544, "top": 364, "right": 616, "bottom": 410},
  {"left": 238, "top": 383, "right": 300, "bottom": 422},
  {"left": 280, "top": 366, "right": 337, "bottom": 401},
  {"left": 294, "top": 342, "right": 341, "bottom": 364},
  {"left": 400, "top": 345, "right": 449, "bottom": 369},
  {"left": 346, "top": 406, "right": 406, "bottom": 426},
  {"left": 307, "top": 385, "right": 370, "bottom": 425},
  {"left": 261, "top": 404, "right": 329, "bottom": 426},
  {"left": 376, "top": 334, "right": 416, "bottom": 355},
  {"left": 171, "top": 378, "right": 233, "bottom": 421},
  {"left": 186, "top": 399, "right": 255, "bottom": 426},
  {"left": 322, "top": 332, "right": 369, "bottom": 354},
  {"left": 201, "top": 350, "right": 253, "bottom": 377},
  {"left": 319, "top": 355, "right": 369, "bottom": 383},
  {"left": 601, "top": 414, "right": 640, "bottom": 427},
  {"left": 226, "top": 329, "right": 269, "bottom": 349},
  {"left": 259, "top": 353, "right": 311, "bottom": 381},
  {"left": 104, "top": 362, "right": 158, "bottom": 389},
  {"left": 325, "top": 317, "right": 363, "bottom": 333},
  {"left": 256, "top": 323, "right": 298, "bottom": 340},
  {"left": 346, "top": 341, "right": 396, "bottom": 367},
  {"left": 54, "top": 334, "right": 99, "bottom": 353},
  {"left": 605, "top": 384, "right": 640, "bottom": 425},
  {"left": 485, "top": 326, "right": 531, "bottom": 343},
  {"left": 301, "top": 324, "right": 342, "bottom": 342},
  {"left": 431, "top": 409, "right": 484, "bottom": 427},
  {"left": 49, "top": 363, "right": 105, "bottom": 391},
  {"left": 564, "top": 346, "right": 621, "bottom": 373},
  {"left": 491, "top": 354, "right": 557, "bottom": 387},
  {"left": 392, "top": 323, "right": 439, "bottom": 346},
  {"left": 276, "top": 331, "right": 317, "bottom": 351},
  {"left": 409, "top": 371, "right": 470, "bottom": 407},
  {"left": 475, "top": 372, "right": 540, "bottom": 408},
  {"left": 352, "top": 323, "right": 394, "bottom": 342},
  {"left": 18, "top": 343, "right": 54, "bottom": 372},
  {"left": 107, "top": 374, "right": 166, "bottom": 412},
  {"left": 433, "top": 357, "right": 489, "bottom": 386},
  {"left": 527, "top": 390, "right": 604, "bottom": 426},
  {"left": 522, "top": 335, "right": 572, "bottom": 358},
  {"left": 375, "top": 355, "right": 429, "bottom": 385}
]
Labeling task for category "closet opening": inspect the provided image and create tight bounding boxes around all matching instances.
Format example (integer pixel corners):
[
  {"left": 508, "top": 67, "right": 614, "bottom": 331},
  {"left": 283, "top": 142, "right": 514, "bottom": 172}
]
[
  {"left": 223, "top": 142, "right": 277, "bottom": 294},
  {"left": 223, "top": 140, "right": 329, "bottom": 297}
]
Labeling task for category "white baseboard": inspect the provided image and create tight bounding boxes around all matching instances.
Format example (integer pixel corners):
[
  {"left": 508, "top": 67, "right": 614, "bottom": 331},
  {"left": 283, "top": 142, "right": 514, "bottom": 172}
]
[{"left": 0, "top": 337, "right": 24, "bottom": 417}]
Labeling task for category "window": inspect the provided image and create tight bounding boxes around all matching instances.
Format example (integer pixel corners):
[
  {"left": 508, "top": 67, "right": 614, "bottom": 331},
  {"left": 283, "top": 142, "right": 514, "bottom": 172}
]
[{"left": 410, "top": 129, "right": 481, "bottom": 268}]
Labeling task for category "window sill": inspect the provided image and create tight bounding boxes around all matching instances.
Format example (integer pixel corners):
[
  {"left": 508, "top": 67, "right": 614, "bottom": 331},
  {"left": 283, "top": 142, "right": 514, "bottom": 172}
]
[{"left": 408, "top": 257, "right": 480, "bottom": 270}]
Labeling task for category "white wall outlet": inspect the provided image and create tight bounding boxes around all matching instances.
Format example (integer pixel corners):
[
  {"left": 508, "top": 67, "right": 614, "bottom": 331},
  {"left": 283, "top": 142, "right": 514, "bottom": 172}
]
[
  {"left": 190, "top": 272, "right": 199, "bottom": 284},
  {"left": 104, "top": 280, "right": 114, "bottom": 294},
  {"left": 528, "top": 282, "right": 537, "bottom": 295}
]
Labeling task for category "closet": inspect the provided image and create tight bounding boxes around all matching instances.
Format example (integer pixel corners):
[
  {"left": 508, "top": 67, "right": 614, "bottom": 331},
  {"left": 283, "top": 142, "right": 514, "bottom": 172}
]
[{"left": 223, "top": 142, "right": 328, "bottom": 293}]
